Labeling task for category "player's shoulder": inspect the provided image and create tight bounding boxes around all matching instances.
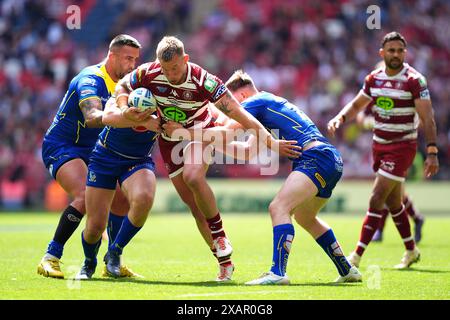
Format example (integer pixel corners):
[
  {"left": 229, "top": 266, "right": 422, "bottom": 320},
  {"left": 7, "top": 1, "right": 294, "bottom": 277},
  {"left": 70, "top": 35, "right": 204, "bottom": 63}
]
[
  {"left": 189, "top": 62, "right": 210, "bottom": 86},
  {"left": 136, "top": 61, "right": 162, "bottom": 79},
  {"left": 365, "top": 66, "right": 384, "bottom": 82},
  {"left": 404, "top": 64, "right": 427, "bottom": 85},
  {"left": 73, "top": 64, "right": 103, "bottom": 88}
]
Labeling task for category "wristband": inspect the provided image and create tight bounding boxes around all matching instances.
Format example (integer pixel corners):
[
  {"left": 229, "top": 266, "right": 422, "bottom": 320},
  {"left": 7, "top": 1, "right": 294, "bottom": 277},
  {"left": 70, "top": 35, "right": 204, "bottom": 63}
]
[{"left": 427, "top": 152, "right": 438, "bottom": 157}]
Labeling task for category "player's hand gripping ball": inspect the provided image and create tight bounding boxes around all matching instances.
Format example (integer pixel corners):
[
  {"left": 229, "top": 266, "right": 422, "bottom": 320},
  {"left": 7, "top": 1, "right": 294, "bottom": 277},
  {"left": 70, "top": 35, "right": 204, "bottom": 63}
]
[{"left": 128, "top": 87, "right": 157, "bottom": 113}]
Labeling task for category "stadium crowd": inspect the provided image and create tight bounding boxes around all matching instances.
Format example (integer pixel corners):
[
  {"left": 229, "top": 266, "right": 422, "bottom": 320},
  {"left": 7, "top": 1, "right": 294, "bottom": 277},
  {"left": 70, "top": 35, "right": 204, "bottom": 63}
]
[{"left": 0, "top": 0, "right": 449, "bottom": 209}]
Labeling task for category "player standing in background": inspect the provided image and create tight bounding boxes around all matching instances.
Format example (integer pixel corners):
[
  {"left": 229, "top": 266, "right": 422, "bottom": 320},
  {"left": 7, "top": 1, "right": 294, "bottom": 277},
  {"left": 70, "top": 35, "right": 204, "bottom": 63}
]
[
  {"left": 116, "top": 36, "right": 301, "bottom": 281},
  {"left": 38, "top": 35, "right": 145, "bottom": 279},
  {"left": 328, "top": 32, "right": 439, "bottom": 269},
  {"left": 76, "top": 98, "right": 160, "bottom": 279},
  {"left": 163, "top": 70, "right": 361, "bottom": 284},
  {"left": 356, "top": 102, "right": 425, "bottom": 243}
]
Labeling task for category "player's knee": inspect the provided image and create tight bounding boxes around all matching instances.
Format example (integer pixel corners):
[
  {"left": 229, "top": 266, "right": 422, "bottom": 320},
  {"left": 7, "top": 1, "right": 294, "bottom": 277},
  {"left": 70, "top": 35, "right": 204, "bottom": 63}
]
[
  {"left": 71, "top": 191, "right": 86, "bottom": 214},
  {"left": 85, "top": 220, "right": 106, "bottom": 239},
  {"left": 369, "top": 191, "right": 387, "bottom": 208},
  {"left": 129, "top": 191, "right": 154, "bottom": 213},
  {"left": 269, "top": 199, "right": 288, "bottom": 218},
  {"left": 182, "top": 170, "right": 204, "bottom": 190}
]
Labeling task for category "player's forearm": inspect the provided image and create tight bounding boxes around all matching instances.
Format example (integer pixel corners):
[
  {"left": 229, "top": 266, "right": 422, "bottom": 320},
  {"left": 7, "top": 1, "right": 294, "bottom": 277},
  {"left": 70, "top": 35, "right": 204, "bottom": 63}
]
[
  {"left": 80, "top": 98, "right": 105, "bottom": 128},
  {"left": 421, "top": 116, "right": 438, "bottom": 147},
  {"left": 84, "top": 112, "right": 104, "bottom": 128},
  {"left": 115, "top": 80, "right": 131, "bottom": 108}
]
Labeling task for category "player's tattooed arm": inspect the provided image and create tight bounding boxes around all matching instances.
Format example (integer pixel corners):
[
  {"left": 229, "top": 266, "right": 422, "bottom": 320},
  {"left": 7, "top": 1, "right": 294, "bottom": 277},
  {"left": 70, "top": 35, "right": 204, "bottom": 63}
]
[
  {"left": 215, "top": 91, "right": 234, "bottom": 115},
  {"left": 79, "top": 97, "right": 104, "bottom": 128}
]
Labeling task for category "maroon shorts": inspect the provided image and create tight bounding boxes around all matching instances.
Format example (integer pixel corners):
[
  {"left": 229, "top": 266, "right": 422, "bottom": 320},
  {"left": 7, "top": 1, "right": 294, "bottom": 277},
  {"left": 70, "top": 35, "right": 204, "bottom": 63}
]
[
  {"left": 372, "top": 140, "right": 417, "bottom": 181},
  {"left": 159, "top": 121, "right": 216, "bottom": 178}
]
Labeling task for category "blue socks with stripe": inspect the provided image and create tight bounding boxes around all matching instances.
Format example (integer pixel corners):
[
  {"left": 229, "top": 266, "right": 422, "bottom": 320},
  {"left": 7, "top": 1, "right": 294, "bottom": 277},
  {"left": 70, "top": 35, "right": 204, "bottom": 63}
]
[
  {"left": 270, "top": 224, "right": 295, "bottom": 276},
  {"left": 316, "top": 229, "right": 351, "bottom": 276},
  {"left": 109, "top": 216, "right": 141, "bottom": 255}
]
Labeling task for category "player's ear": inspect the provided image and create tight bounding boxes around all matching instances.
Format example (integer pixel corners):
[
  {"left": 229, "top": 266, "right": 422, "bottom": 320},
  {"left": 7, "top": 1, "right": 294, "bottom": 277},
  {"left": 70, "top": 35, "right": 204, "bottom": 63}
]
[
  {"left": 184, "top": 54, "right": 189, "bottom": 63},
  {"left": 378, "top": 48, "right": 384, "bottom": 58}
]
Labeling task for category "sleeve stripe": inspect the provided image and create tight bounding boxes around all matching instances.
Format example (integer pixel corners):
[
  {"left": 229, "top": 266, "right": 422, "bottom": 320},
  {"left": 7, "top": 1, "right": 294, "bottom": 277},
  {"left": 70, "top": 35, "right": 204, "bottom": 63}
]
[{"left": 79, "top": 96, "right": 101, "bottom": 106}]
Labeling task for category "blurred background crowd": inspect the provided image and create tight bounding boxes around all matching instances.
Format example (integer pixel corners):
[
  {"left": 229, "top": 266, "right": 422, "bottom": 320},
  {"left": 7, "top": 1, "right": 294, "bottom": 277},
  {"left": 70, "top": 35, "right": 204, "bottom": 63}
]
[{"left": 0, "top": 0, "right": 449, "bottom": 209}]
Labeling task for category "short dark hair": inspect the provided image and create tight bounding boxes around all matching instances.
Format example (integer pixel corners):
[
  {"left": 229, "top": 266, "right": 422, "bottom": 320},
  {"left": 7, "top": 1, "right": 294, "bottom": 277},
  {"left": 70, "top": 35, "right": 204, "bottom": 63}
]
[
  {"left": 109, "top": 34, "right": 141, "bottom": 50},
  {"left": 382, "top": 31, "right": 407, "bottom": 47},
  {"left": 225, "top": 70, "right": 255, "bottom": 92}
]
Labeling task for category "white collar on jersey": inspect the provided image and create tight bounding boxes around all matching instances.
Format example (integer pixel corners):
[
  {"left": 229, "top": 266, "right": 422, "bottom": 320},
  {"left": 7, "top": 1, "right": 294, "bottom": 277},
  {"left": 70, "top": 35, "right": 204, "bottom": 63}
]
[{"left": 382, "top": 63, "right": 409, "bottom": 80}]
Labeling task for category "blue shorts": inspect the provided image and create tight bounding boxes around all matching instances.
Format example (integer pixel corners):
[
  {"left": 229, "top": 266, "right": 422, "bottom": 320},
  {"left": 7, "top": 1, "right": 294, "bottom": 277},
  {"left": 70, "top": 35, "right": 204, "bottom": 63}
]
[
  {"left": 87, "top": 143, "right": 155, "bottom": 190},
  {"left": 42, "top": 139, "right": 93, "bottom": 179},
  {"left": 292, "top": 144, "right": 343, "bottom": 198}
]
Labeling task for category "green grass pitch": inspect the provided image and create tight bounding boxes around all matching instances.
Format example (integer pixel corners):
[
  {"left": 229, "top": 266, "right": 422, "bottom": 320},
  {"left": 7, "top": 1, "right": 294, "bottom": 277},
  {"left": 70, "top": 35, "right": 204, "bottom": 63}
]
[{"left": 0, "top": 212, "right": 449, "bottom": 300}]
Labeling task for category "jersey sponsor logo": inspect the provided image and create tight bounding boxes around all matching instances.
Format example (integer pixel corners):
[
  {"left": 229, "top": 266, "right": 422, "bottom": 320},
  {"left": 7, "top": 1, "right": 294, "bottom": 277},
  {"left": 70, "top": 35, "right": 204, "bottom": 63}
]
[
  {"left": 80, "top": 89, "right": 95, "bottom": 96},
  {"left": 418, "top": 76, "right": 427, "bottom": 88},
  {"left": 385, "top": 81, "right": 393, "bottom": 87},
  {"left": 314, "top": 172, "right": 326, "bottom": 188},
  {"left": 420, "top": 89, "right": 430, "bottom": 100},
  {"left": 204, "top": 77, "right": 218, "bottom": 93},
  {"left": 376, "top": 96, "right": 394, "bottom": 110},
  {"left": 170, "top": 89, "right": 179, "bottom": 97},
  {"left": 163, "top": 106, "right": 187, "bottom": 122},
  {"left": 81, "top": 78, "right": 97, "bottom": 87},
  {"left": 213, "top": 84, "right": 226, "bottom": 101}
]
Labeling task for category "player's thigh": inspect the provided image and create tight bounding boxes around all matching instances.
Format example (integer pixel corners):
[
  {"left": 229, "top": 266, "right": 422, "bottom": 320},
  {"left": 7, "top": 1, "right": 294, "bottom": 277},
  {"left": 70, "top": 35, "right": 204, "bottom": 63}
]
[
  {"left": 85, "top": 186, "right": 116, "bottom": 231},
  {"left": 182, "top": 142, "right": 211, "bottom": 181},
  {"left": 110, "top": 184, "right": 129, "bottom": 216},
  {"left": 371, "top": 173, "right": 400, "bottom": 204},
  {"left": 271, "top": 171, "right": 318, "bottom": 213},
  {"left": 121, "top": 169, "right": 156, "bottom": 208},
  {"left": 55, "top": 158, "right": 88, "bottom": 197},
  {"left": 385, "top": 181, "right": 403, "bottom": 211}
]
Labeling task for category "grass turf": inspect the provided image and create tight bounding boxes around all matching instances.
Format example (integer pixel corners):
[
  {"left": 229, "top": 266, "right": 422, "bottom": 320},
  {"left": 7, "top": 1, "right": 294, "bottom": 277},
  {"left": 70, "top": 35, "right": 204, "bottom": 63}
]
[{"left": 0, "top": 212, "right": 449, "bottom": 300}]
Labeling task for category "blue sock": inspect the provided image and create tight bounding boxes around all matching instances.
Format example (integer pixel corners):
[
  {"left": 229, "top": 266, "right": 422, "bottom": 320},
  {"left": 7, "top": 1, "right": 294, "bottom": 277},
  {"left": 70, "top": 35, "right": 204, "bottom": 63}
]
[
  {"left": 109, "top": 216, "right": 141, "bottom": 255},
  {"left": 46, "top": 240, "right": 64, "bottom": 259},
  {"left": 270, "top": 224, "right": 295, "bottom": 276},
  {"left": 316, "top": 229, "right": 351, "bottom": 276},
  {"left": 81, "top": 232, "right": 101, "bottom": 266},
  {"left": 107, "top": 212, "right": 125, "bottom": 247}
]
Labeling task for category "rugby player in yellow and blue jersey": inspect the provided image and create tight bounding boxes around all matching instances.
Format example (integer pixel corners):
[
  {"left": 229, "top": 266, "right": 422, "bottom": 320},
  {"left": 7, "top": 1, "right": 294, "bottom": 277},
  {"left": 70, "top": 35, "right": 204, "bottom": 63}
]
[
  {"left": 76, "top": 97, "right": 160, "bottom": 279},
  {"left": 163, "top": 70, "right": 362, "bottom": 284},
  {"left": 38, "top": 35, "right": 145, "bottom": 279}
]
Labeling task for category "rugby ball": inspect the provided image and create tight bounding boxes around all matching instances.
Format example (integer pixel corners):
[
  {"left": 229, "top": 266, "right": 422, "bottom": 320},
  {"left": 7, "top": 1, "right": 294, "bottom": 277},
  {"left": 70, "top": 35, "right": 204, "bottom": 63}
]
[{"left": 128, "top": 87, "right": 157, "bottom": 113}]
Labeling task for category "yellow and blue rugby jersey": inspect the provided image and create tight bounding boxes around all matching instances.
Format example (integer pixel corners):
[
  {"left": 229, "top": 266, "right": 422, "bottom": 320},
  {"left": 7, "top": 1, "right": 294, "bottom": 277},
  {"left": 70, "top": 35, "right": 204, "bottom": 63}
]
[
  {"left": 242, "top": 91, "right": 329, "bottom": 148},
  {"left": 44, "top": 63, "right": 116, "bottom": 147}
]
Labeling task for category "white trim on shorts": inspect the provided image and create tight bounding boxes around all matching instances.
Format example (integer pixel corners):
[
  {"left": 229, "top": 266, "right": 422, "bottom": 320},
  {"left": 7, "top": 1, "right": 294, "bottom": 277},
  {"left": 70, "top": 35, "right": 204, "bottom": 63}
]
[{"left": 377, "top": 169, "right": 405, "bottom": 182}]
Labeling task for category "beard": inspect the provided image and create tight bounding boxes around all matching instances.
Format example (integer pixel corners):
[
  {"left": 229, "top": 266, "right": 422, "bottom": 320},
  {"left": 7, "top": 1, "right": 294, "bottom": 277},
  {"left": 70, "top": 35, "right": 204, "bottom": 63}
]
[{"left": 386, "top": 58, "right": 403, "bottom": 70}]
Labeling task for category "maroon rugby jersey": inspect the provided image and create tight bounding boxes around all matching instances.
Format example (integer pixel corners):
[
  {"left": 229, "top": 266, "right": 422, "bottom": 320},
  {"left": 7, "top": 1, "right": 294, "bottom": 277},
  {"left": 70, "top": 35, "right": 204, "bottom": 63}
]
[
  {"left": 128, "top": 61, "right": 227, "bottom": 141},
  {"left": 360, "top": 63, "right": 430, "bottom": 144}
]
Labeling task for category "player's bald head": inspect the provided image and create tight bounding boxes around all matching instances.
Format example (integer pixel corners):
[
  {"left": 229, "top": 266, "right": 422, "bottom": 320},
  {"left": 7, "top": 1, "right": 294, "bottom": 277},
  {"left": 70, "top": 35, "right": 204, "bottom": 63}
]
[{"left": 156, "top": 36, "right": 185, "bottom": 62}]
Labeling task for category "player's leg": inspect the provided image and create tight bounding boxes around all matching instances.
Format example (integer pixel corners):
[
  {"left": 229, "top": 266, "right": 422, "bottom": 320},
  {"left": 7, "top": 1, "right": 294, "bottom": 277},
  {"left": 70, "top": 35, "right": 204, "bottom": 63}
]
[
  {"left": 38, "top": 159, "right": 87, "bottom": 279},
  {"left": 108, "top": 186, "right": 129, "bottom": 245},
  {"left": 348, "top": 174, "right": 397, "bottom": 267},
  {"left": 372, "top": 207, "right": 389, "bottom": 242},
  {"left": 293, "top": 196, "right": 361, "bottom": 283},
  {"left": 77, "top": 186, "right": 115, "bottom": 279},
  {"left": 104, "top": 167, "right": 156, "bottom": 277},
  {"left": 386, "top": 184, "right": 420, "bottom": 269},
  {"left": 402, "top": 190, "right": 425, "bottom": 243},
  {"left": 246, "top": 171, "right": 317, "bottom": 285},
  {"left": 183, "top": 142, "right": 233, "bottom": 259},
  {"left": 171, "top": 173, "right": 234, "bottom": 281}
]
